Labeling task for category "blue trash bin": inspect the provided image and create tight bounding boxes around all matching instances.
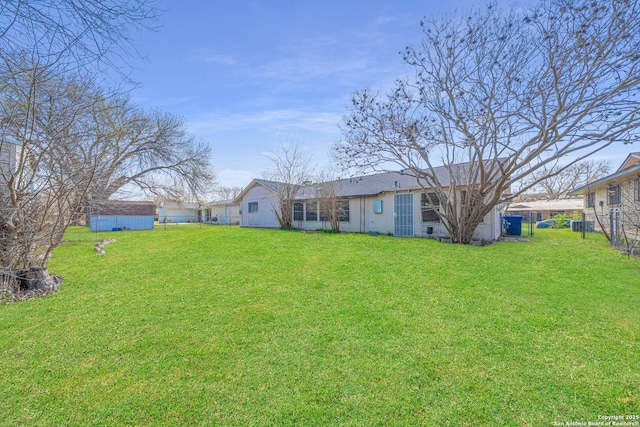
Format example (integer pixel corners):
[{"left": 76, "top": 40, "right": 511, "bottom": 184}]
[{"left": 504, "top": 215, "right": 523, "bottom": 236}]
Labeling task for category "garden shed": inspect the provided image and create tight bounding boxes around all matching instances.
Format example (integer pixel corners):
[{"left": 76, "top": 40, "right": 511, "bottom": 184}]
[{"left": 87, "top": 200, "right": 156, "bottom": 232}]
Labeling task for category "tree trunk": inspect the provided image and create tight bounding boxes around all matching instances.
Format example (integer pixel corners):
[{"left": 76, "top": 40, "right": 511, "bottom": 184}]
[{"left": 0, "top": 267, "right": 62, "bottom": 297}]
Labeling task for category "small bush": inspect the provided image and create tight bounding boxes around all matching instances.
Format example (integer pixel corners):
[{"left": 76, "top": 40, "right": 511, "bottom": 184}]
[{"left": 551, "top": 213, "right": 567, "bottom": 229}]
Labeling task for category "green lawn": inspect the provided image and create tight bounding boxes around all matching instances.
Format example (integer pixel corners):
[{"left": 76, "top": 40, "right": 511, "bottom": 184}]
[{"left": 1, "top": 226, "right": 638, "bottom": 426}]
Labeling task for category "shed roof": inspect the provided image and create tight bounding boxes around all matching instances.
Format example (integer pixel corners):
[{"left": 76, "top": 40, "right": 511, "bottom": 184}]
[
  {"left": 87, "top": 200, "right": 156, "bottom": 216},
  {"left": 205, "top": 199, "right": 237, "bottom": 207}
]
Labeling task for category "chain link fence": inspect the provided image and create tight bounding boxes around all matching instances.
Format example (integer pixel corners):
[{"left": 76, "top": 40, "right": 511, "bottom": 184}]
[{"left": 584, "top": 208, "right": 640, "bottom": 256}]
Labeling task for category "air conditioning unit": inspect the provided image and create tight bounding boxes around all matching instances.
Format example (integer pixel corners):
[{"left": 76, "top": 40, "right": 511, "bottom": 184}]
[{"left": 570, "top": 220, "right": 595, "bottom": 232}]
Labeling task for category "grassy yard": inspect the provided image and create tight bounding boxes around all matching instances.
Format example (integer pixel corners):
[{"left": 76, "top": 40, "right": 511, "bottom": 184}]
[{"left": 1, "top": 226, "right": 638, "bottom": 426}]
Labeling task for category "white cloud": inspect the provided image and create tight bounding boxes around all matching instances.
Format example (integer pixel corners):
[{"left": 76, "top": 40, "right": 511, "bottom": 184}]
[
  {"left": 241, "top": 27, "right": 406, "bottom": 91},
  {"left": 248, "top": 54, "right": 372, "bottom": 88},
  {"left": 191, "top": 50, "right": 237, "bottom": 65},
  {"left": 188, "top": 109, "right": 342, "bottom": 136}
]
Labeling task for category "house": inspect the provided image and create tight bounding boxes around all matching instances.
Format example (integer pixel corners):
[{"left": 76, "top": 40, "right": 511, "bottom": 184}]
[
  {"left": 234, "top": 166, "right": 505, "bottom": 242},
  {"left": 204, "top": 200, "right": 240, "bottom": 225},
  {"left": 158, "top": 202, "right": 202, "bottom": 223},
  {"left": 568, "top": 153, "right": 640, "bottom": 239},
  {"left": 86, "top": 200, "right": 156, "bottom": 232},
  {"left": 157, "top": 200, "right": 240, "bottom": 224},
  {"left": 506, "top": 198, "right": 584, "bottom": 222},
  {"left": 0, "top": 137, "right": 21, "bottom": 182},
  {"left": 234, "top": 179, "right": 287, "bottom": 228}
]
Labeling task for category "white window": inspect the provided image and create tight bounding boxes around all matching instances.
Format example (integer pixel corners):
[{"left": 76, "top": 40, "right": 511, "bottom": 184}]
[{"left": 607, "top": 185, "right": 621, "bottom": 206}]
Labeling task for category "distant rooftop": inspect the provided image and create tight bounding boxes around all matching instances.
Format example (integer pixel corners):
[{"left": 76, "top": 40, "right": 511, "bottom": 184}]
[{"left": 507, "top": 198, "right": 584, "bottom": 212}]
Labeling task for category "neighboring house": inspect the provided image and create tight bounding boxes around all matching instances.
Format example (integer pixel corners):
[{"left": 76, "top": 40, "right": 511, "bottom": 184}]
[
  {"left": 506, "top": 198, "right": 584, "bottom": 222},
  {"left": 234, "top": 179, "right": 286, "bottom": 229},
  {"left": 157, "top": 200, "right": 241, "bottom": 224},
  {"left": 87, "top": 200, "right": 156, "bottom": 232},
  {"left": 0, "top": 137, "right": 21, "bottom": 182},
  {"left": 568, "top": 153, "right": 640, "bottom": 238},
  {"left": 1, "top": 138, "right": 37, "bottom": 202},
  {"left": 204, "top": 200, "right": 240, "bottom": 225},
  {"left": 158, "top": 202, "right": 202, "bottom": 223},
  {"left": 234, "top": 168, "right": 506, "bottom": 242}
]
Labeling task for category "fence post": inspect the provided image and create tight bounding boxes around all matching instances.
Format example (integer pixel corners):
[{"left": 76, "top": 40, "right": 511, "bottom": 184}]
[
  {"left": 609, "top": 210, "right": 614, "bottom": 246},
  {"left": 582, "top": 211, "right": 586, "bottom": 240},
  {"left": 615, "top": 210, "right": 620, "bottom": 247}
]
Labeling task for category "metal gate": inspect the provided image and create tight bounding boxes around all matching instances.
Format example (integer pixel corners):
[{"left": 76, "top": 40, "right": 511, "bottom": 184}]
[{"left": 394, "top": 193, "right": 414, "bottom": 237}]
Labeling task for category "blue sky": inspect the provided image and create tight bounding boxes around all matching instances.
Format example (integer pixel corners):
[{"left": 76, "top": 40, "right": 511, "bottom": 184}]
[{"left": 130, "top": 0, "right": 629, "bottom": 189}]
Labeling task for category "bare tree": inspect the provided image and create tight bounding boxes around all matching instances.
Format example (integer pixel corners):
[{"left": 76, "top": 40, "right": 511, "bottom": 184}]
[
  {"left": 78, "top": 93, "right": 216, "bottom": 201},
  {"left": 0, "top": 0, "right": 160, "bottom": 297},
  {"left": 215, "top": 186, "right": 243, "bottom": 201},
  {"left": 263, "top": 141, "right": 314, "bottom": 229},
  {"left": 1, "top": 70, "right": 217, "bottom": 297},
  {"left": 0, "top": 66, "right": 100, "bottom": 295},
  {"left": 524, "top": 159, "right": 611, "bottom": 199},
  {"left": 335, "top": 0, "right": 640, "bottom": 244},
  {"left": 317, "top": 172, "right": 347, "bottom": 232}
]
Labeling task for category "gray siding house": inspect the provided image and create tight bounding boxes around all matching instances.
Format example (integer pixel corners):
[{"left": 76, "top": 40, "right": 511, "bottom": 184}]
[
  {"left": 235, "top": 167, "right": 505, "bottom": 242},
  {"left": 235, "top": 180, "right": 282, "bottom": 228},
  {"left": 0, "top": 138, "right": 21, "bottom": 187},
  {"left": 568, "top": 153, "right": 640, "bottom": 238}
]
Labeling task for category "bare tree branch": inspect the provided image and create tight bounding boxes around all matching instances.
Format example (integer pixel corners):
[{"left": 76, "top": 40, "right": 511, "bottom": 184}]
[
  {"left": 524, "top": 159, "right": 612, "bottom": 198},
  {"left": 0, "top": 0, "right": 160, "bottom": 80},
  {"left": 215, "top": 186, "right": 243, "bottom": 201},
  {"left": 79, "top": 95, "right": 216, "bottom": 201}
]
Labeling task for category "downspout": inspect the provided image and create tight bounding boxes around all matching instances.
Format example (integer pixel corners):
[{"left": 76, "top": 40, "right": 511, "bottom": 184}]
[{"left": 360, "top": 197, "right": 367, "bottom": 233}]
